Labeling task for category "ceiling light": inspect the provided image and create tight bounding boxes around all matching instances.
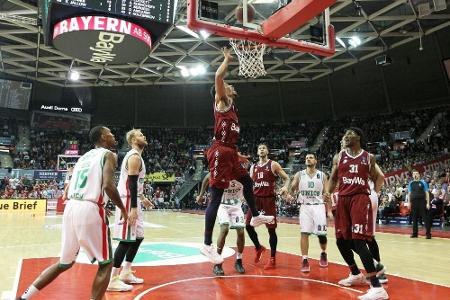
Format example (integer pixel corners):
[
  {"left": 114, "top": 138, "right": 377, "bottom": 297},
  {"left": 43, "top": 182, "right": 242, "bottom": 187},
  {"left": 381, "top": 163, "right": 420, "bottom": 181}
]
[
  {"left": 180, "top": 67, "right": 189, "bottom": 77},
  {"left": 176, "top": 25, "right": 200, "bottom": 38},
  {"left": 348, "top": 36, "right": 361, "bottom": 48},
  {"left": 189, "top": 67, "right": 199, "bottom": 76},
  {"left": 199, "top": 30, "right": 211, "bottom": 39},
  {"left": 69, "top": 70, "right": 80, "bottom": 81},
  {"left": 196, "top": 65, "right": 206, "bottom": 75}
]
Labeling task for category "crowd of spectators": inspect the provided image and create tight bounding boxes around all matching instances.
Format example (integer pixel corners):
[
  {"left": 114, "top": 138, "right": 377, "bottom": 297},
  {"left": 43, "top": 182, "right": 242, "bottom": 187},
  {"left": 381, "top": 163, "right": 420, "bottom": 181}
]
[
  {"left": 1, "top": 105, "right": 449, "bottom": 224},
  {"left": 0, "top": 176, "right": 63, "bottom": 199}
]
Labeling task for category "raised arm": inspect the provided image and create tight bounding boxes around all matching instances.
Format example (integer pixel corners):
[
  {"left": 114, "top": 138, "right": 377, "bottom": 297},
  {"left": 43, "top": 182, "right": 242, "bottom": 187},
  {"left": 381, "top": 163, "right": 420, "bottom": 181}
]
[{"left": 215, "top": 48, "right": 233, "bottom": 108}]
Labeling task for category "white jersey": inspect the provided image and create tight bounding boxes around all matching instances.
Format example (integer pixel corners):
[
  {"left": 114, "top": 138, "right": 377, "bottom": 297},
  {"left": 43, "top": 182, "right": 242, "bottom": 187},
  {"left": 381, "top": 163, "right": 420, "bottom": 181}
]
[
  {"left": 221, "top": 180, "right": 244, "bottom": 206},
  {"left": 67, "top": 147, "right": 111, "bottom": 204},
  {"left": 297, "top": 169, "right": 325, "bottom": 204},
  {"left": 117, "top": 149, "right": 146, "bottom": 198}
]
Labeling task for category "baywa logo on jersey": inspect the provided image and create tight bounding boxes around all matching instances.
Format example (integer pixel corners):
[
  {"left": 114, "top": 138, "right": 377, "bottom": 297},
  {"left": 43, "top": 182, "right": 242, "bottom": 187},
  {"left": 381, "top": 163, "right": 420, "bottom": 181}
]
[{"left": 342, "top": 176, "right": 366, "bottom": 185}]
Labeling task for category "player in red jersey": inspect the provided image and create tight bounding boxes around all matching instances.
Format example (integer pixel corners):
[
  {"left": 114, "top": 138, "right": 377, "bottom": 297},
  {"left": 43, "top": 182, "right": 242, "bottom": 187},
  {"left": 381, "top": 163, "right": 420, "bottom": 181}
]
[
  {"left": 201, "top": 48, "right": 274, "bottom": 264},
  {"left": 326, "top": 128, "right": 388, "bottom": 300},
  {"left": 245, "top": 144, "right": 290, "bottom": 269}
]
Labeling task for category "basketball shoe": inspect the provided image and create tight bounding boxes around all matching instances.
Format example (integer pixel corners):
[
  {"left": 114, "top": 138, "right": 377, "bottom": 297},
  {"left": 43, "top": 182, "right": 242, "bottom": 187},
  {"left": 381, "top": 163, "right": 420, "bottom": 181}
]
[
  {"left": 213, "top": 264, "right": 225, "bottom": 276},
  {"left": 120, "top": 270, "right": 144, "bottom": 284},
  {"left": 250, "top": 214, "right": 275, "bottom": 227},
  {"left": 235, "top": 259, "right": 245, "bottom": 273},
  {"left": 254, "top": 245, "right": 266, "bottom": 263},
  {"left": 200, "top": 244, "right": 224, "bottom": 264},
  {"left": 107, "top": 276, "right": 133, "bottom": 292},
  {"left": 264, "top": 257, "right": 276, "bottom": 270},
  {"left": 338, "top": 273, "right": 368, "bottom": 287},
  {"left": 301, "top": 259, "right": 310, "bottom": 273},
  {"left": 358, "top": 286, "right": 389, "bottom": 300},
  {"left": 319, "top": 252, "right": 328, "bottom": 267}
]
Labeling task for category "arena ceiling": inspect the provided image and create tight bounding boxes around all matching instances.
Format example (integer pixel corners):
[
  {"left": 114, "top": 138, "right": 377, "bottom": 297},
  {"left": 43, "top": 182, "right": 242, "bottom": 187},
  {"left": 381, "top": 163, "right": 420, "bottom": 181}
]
[{"left": 0, "top": 0, "right": 449, "bottom": 87}]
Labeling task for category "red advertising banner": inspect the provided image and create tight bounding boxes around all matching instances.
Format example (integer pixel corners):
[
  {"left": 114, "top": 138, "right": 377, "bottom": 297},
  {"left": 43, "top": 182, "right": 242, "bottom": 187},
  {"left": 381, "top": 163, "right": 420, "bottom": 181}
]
[{"left": 384, "top": 155, "right": 450, "bottom": 186}]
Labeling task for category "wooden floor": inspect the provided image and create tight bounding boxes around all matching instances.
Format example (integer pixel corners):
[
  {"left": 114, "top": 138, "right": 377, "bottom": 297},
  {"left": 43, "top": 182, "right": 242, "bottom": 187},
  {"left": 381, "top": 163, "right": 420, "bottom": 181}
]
[{"left": 2, "top": 211, "right": 450, "bottom": 299}]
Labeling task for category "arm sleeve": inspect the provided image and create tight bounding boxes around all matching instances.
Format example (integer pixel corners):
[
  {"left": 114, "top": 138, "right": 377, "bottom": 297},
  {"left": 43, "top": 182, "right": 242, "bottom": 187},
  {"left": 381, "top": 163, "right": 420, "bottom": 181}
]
[
  {"left": 408, "top": 182, "right": 412, "bottom": 193},
  {"left": 128, "top": 175, "right": 139, "bottom": 208}
]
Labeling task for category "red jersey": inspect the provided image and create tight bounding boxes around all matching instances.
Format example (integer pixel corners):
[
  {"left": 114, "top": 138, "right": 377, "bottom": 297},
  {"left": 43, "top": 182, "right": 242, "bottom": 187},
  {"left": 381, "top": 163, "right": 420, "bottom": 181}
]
[
  {"left": 213, "top": 101, "right": 240, "bottom": 146},
  {"left": 251, "top": 160, "right": 277, "bottom": 197},
  {"left": 338, "top": 149, "right": 371, "bottom": 196}
]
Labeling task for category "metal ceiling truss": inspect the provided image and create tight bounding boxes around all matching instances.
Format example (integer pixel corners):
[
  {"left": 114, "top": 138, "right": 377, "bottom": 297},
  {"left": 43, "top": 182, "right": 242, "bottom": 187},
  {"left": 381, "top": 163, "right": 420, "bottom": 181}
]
[{"left": 0, "top": 0, "right": 449, "bottom": 87}]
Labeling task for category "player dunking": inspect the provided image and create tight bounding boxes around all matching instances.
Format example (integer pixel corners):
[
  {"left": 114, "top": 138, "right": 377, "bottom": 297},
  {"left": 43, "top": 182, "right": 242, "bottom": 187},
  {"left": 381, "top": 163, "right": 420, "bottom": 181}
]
[
  {"left": 197, "top": 173, "right": 246, "bottom": 275},
  {"left": 16, "top": 126, "right": 128, "bottom": 300},
  {"left": 326, "top": 128, "right": 388, "bottom": 300},
  {"left": 245, "top": 143, "right": 290, "bottom": 269},
  {"left": 201, "top": 48, "right": 274, "bottom": 264},
  {"left": 108, "top": 129, "right": 154, "bottom": 292},
  {"left": 289, "top": 153, "right": 332, "bottom": 273}
]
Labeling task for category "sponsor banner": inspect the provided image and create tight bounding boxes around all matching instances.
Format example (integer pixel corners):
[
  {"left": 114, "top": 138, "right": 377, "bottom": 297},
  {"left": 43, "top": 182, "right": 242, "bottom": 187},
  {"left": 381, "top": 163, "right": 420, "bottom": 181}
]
[
  {"left": 52, "top": 16, "right": 152, "bottom": 64},
  {"left": 10, "top": 169, "right": 34, "bottom": 180},
  {"left": 39, "top": 104, "right": 84, "bottom": 113},
  {"left": 289, "top": 140, "right": 306, "bottom": 148},
  {"left": 0, "top": 199, "right": 47, "bottom": 213},
  {"left": 64, "top": 150, "right": 79, "bottom": 155},
  {"left": 34, "top": 170, "right": 64, "bottom": 181},
  {"left": 0, "top": 137, "right": 12, "bottom": 146},
  {"left": 145, "top": 172, "right": 176, "bottom": 183},
  {"left": 390, "top": 131, "right": 411, "bottom": 140},
  {"left": 384, "top": 155, "right": 450, "bottom": 186}
]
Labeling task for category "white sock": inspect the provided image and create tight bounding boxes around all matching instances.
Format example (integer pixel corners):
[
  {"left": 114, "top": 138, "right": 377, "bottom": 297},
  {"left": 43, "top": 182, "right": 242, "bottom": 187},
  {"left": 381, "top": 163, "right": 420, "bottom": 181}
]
[
  {"left": 373, "top": 259, "right": 379, "bottom": 266},
  {"left": 236, "top": 252, "right": 243, "bottom": 260},
  {"left": 111, "top": 267, "right": 121, "bottom": 278},
  {"left": 123, "top": 261, "right": 132, "bottom": 272},
  {"left": 302, "top": 255, "right": 308, "bottom": 260},
  {"left": 21, "top": 285, "right": 39, "bottom": 299}
]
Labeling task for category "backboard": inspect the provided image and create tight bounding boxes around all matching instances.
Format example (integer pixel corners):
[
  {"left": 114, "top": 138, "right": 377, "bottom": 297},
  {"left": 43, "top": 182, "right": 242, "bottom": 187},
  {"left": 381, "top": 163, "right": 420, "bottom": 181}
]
[{"left": 187, "top": 0, "right": 336, "bottom": 57}]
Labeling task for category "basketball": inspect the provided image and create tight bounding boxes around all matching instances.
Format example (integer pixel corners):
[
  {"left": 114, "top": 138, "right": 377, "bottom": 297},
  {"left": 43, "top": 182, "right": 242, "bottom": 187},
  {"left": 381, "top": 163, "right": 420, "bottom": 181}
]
[{"left": 235, "top": 5, "right": 255, "bottom": 23}]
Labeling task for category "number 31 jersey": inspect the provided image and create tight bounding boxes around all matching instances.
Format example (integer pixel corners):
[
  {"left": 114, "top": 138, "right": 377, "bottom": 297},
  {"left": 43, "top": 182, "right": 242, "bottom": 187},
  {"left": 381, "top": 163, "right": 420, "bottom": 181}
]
[
  {"left": 338, "top": 149, "right": 371, "bottom": 196},
  {"left": 67, "top": 147, "right": 111, "bottom": 204}
]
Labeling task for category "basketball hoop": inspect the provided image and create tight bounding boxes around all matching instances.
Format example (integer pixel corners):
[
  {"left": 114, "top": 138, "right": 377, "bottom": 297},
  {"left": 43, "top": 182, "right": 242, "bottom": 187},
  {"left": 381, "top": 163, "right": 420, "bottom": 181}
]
[{"left": 229, "top": 38, "right": 267, "bottom": 78}]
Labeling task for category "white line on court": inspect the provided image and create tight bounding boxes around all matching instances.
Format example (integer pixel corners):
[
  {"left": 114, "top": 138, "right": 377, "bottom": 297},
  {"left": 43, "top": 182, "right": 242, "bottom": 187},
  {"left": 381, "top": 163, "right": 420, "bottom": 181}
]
[
  {"left": 133, "top": 275, "right": 364, "bottom": 300},
  {"left": 10, "top": 258, "right": 22, "bottom": 300}
]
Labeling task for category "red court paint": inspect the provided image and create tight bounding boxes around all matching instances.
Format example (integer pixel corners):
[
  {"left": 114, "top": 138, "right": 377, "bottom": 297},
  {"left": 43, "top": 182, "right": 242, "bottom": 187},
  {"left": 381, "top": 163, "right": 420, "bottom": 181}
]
[{"left": 15, "top": 248, "right": 449, "bottom": 299}]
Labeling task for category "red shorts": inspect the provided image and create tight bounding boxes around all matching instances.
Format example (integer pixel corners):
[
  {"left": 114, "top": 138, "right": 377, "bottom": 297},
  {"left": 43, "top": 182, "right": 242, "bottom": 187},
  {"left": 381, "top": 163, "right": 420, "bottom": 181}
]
[
  {"left": 206, "top": 143, "right": 248, "bottom": 189},
  {"left": 245, "top": 196, "right": 277, "bottom": 228},
  {"left": 335, "top": 194, "right": 373, "bottom": 240}
]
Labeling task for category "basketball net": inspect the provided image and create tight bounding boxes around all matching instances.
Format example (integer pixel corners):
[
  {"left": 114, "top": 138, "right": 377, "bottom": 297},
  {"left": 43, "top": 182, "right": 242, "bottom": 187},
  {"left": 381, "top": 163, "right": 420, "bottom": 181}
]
[{"left": 229, "top": 38, "right": 267, "bottom": 78}]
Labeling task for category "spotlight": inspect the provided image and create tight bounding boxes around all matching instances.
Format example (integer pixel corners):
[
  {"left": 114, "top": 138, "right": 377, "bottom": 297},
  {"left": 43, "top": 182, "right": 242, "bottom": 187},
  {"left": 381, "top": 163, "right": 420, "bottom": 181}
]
[
  {"left": 348, "top": 36, "right": 361, "bottom": 48},
  {"left": 69, "top": 70, "right": 80, "bottom": 81}
]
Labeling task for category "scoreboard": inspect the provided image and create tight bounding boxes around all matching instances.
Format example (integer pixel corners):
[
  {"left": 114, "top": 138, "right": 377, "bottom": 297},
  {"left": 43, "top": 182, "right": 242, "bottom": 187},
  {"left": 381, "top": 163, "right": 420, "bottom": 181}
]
[
  {"left": 49, "top": 0, "right": 176, "bottom": 24},
  {"left": 41, "top": 0, "right": 177, "bottom": 46}
]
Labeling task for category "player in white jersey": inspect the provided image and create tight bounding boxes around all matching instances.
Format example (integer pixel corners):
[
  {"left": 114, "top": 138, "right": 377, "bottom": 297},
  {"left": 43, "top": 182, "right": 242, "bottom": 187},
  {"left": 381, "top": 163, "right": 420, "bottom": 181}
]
[
  {"left": 108, "top": 129, "right": 154, "bottom": 292},
  {"left": 16, "top": 126, "right": 128, "bottom": 300},
  {"left": 289, "top": 153, "right": 332, "bottom": 273},
  {"left": 197, "top": 173, "right": 246, "bottom": 275}
]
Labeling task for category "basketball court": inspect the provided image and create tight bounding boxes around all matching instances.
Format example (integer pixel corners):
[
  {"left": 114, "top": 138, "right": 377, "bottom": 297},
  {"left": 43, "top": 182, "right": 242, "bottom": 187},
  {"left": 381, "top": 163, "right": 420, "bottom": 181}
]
[{"left": 2, "top": 211, "right": 450, "bottom": 299}]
